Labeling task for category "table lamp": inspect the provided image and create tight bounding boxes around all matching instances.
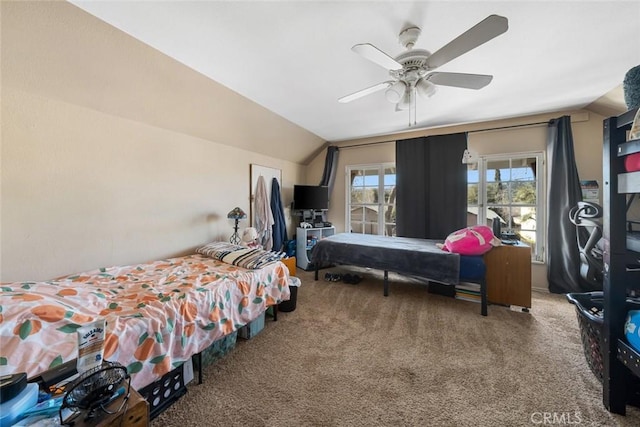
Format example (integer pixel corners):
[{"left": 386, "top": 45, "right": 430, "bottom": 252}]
[{"left": 227, "top": 207, "right": 247, "bottom": 244}]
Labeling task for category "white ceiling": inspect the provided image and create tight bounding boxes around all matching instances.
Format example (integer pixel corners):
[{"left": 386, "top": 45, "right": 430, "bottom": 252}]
[{"left": 70, "top": 1, "right": 640, "bottom": 143}]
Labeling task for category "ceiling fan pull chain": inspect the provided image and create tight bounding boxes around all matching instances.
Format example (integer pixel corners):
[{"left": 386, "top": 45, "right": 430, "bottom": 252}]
[{"left": 410, "top": 87, "right": 417, "bottom": 126}]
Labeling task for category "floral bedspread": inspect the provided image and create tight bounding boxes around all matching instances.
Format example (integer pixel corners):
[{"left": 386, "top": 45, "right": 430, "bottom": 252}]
[{"left": 0, "top": 253, "right": 290, "bottom": 389}]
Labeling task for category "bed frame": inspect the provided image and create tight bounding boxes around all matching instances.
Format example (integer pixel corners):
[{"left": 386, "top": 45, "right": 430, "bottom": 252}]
[{"left": 311, "top": 233, "right": 488, "bottom": 316}]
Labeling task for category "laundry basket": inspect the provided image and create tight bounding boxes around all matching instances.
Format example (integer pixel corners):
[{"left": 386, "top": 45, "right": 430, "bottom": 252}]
[
  {"left": 566, "top": 291, "right": 640, "bottom": 382},
  {"left": 566, "top": 292, "right": 606, "bottom": 381}
]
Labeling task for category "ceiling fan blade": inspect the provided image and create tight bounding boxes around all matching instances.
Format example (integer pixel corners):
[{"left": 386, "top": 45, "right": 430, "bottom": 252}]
[
  {"left": 425, "top": 15, "right": 508, "bottom": 69},
  {"left": 352, "top": 43, "right": 403, "bottom": 71},
  {"left": 427, "top": 72, "right": 493, "bottom": 89},
  {"left": 338, "top": 81, "right": 393, "bottom": 103}
]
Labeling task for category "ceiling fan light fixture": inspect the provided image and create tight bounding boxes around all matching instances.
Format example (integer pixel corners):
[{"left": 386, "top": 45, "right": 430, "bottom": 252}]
[
  {"left": 339, "top": 14, "right": 508, "bottom": 128},
  {"left": 385, "top": 81, "right": 406, "bottom": 103},
  {"left": 416, "top": 78, "right": 436, "bottom": 98},
  {"left": 396, "top": 89, "right": 411, "bottom": 111}
]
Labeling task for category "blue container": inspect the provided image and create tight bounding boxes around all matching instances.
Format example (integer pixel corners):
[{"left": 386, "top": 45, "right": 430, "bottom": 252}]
[
  {"left": 238, "top": 311, "right": 266, "bottom": 339},
  {"left": 0, "top": 382, "right": 38, "bottom": 427},
  {"left": 201, "top": 331, "right": 238, "bottom": 366},
  {"left": 626, "top": 310, "right": 640, "bottom": 353}
]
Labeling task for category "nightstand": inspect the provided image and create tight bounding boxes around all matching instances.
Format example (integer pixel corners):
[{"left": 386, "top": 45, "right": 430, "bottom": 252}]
[{"left": 484, "top": 243, "right": 532, "bottom": 310}]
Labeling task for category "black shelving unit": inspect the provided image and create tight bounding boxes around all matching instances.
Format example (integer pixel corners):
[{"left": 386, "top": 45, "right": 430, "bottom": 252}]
[{"left": 602, "top": 106, "right": 640, "bottom": 414}]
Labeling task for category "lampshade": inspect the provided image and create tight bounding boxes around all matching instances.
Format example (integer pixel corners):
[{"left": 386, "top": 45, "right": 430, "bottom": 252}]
[
  {"left": 385, "top": 81, "right": 406, "bottom": 103},
  {"left": 416, "top": 78, "right": 436, "bottom": 98},
  {"left": 227, "top": 207, "right": 247, "bottom": 220},
  {"left": 396, "top": 89, "right": 411, "bottom": 111}
]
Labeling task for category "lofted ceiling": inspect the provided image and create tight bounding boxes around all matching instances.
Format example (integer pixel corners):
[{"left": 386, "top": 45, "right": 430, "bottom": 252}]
[{"left": 70, "top": 1, "right": 640, "bottom": 143}]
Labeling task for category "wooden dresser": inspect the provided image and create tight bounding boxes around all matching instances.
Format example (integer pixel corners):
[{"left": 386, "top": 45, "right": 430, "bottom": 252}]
[{"left": 483, "top": 243, "right": 532, "bottom": 310}]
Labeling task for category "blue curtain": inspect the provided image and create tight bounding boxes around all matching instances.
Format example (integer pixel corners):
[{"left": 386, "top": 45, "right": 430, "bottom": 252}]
[{"left": 546, "top": 116, "right": 588, "bottom": 293}]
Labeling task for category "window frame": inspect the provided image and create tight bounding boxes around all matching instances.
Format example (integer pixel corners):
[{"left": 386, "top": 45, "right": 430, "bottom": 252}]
[
  {"left": 468, "top": 151, "right": 546, "bottom": 262},
  {"left": 345, "top": 163, "right": 396, "bottom": 236}
]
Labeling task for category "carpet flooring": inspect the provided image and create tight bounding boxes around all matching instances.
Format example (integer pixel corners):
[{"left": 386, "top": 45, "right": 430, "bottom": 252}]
[{"left": 152, "top": 267, "right": 640, "bottom": 426}]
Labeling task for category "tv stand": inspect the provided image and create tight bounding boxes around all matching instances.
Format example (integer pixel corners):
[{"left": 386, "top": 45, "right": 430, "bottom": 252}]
[{"left": 296, "top": 226, "right": 335, "bottom": 270}]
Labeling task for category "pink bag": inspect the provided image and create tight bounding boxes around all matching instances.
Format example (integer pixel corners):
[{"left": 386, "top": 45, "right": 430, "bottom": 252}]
[{"left": 441, "top": 225, "right": 501, "bottom": 256}]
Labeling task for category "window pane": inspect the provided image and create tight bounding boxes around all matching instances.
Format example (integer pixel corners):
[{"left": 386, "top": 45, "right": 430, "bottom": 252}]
[
  {"left": 347, "top": 164, "right": 396, "bottom": 237},
  {"left": 488, "top": 206, "right": 511, "bottom": 229},
  {"left": 518, "top": 207, "right": 537, "bottom": 252},
  {"left": 382, "top": 205, "right": 396, "bottom": 224},
  {"left": 512, "top": 166, "right": 535, "bottom": 181},
  {"left": 486, "top": 183, "right": 509, "bottom": 204},
  {"left": 368, "top": 223, "right": 379, "bottom": 235},
  {"left": 511, "top": 181, "right": 536, "bottom": 204},
  {"left": 467, "top": 168, "right": 479, "bottom": 184},
  {"left": 468, "top": 184, "right": 478, "bottom": 205},
  {"left": 384, "top": 223, "right": 396, "bottom": 237},
  {"left": 384, "top": 186, "right": 396, "bottom": 204},
  {"left": 350, "top": 206, "right": 364, "bottom": 221},
  {"left": 364, "top": 169, "right": 379, "bottom": 184},
  {"left": 351, "top": 189, "right": 365, "bottom": 204},
  {"left": 486, "top": 162, "right": 511, "bottom": 182},
  {"left": 488, "top": 208, "right": 505, "bottom": 231},
  {"left": 360, "top": 187, "right": 378, "bottom": 203},
  {"left": 384, "top": 168, "right": 396, "bottom": 185}
]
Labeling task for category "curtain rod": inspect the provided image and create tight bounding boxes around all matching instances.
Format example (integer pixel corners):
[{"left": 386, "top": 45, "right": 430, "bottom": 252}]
[{"left": 336, "top": 120, "right": 550, "bottom": 149}]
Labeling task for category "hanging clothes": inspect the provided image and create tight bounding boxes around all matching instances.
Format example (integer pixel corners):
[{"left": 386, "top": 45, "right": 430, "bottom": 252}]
[
  {"left": 254, "top": 175, "right": 274, "bottom": 251},
  {"left": 270, "top": 177, "right": 287, "bottom": 252}
]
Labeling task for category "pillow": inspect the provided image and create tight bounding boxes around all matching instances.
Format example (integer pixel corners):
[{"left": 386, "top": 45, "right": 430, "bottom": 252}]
[
  {"left": 439, "top": 225, "right": 501, "bottom": 256},
  {"left": 196, "top": 241, "right": 284, "bottom": 269}
]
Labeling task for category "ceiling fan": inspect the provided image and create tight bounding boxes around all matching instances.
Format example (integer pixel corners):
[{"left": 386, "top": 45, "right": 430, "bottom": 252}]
[{"left": 338, "top": 15, "right": 509, "bottom": 125}]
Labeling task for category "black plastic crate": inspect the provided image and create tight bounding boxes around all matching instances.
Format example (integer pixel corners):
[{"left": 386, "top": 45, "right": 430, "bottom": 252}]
[{"left": 138, "top": 362, "right": 188, "bottom": 420}]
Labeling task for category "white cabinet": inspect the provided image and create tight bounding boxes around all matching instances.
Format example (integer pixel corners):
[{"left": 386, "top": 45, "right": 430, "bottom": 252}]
[{"left": 296, "top": 227, "right": 335, "bottom": 270}]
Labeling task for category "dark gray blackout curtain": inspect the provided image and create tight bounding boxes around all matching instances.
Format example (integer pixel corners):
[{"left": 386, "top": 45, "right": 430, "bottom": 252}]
[
  {"left": 546, "top": 116, "right": 585, "bottom": 293},
  {"left": 319, "top": 146, "right": 340, "bottom": 198},
  {"left": 396, "top": 133, "right": 467, "bottom": 239}
]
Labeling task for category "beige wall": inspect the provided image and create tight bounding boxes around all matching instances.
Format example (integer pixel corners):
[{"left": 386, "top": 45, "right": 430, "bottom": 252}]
[
  {"left": 308, "top": 111, "right": 608, "bottom": 291},
  {"left": 1, "top": 1, "right": 323, "bottom": 281},
  {"left": 0, "top": 0, "right": 616, "bottom": 291}
]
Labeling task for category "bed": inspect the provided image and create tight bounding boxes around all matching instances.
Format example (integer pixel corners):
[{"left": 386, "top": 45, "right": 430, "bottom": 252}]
[
  {"left": 0, "top": 245, "right": 291, "bottom": 391},
  {"left": 310, "top": 233, "right": 487, "bottom": 316}
]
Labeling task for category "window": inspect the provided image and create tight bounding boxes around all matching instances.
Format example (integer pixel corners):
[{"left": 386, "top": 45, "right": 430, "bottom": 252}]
[
  {"left": 467, "top": 152, "right": 545, "bottom": 261},
  {"left": 346, "top": 164, "right": 396, "bottom": 236}
]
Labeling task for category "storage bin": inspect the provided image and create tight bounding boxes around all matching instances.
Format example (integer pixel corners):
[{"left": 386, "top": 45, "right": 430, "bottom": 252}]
[
  {"left": 199, "top": 331, "right": 238, "bottom": 367},
  {"left": 566, "top": 291, "right": 640, "bottom": 381},
  {"left": 238, "top": 311, "right": 266, "bottom": 339},
  {"left": 428, "top": 282, "right": 456, "bottom": 298},
  {"left": 279, "top": 284, "right": 298, "bottom": 312},
  {"left": 138, "top": 360, "right": 189, "bottom": 420},
  {"left": 279, "top": 276, "right": 301, "bottom": 312}
]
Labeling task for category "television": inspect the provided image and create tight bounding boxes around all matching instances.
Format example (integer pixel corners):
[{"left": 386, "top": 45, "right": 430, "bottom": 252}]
[{"left": 293, "top": 185, "right": 329, "bottom": 211}]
